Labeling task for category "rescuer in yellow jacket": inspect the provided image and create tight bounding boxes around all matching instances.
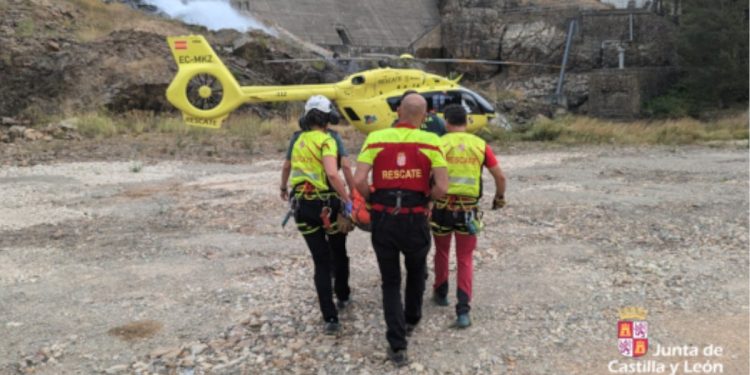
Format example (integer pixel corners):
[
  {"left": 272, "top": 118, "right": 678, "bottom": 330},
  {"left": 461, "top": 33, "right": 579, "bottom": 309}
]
[
  {"left": 279, "top": 95, "right": 353, "bottom": 335},
  {"left": 430, "top": 104, "right": 506, "bottom": 329},
  {"left": 354, "top": 93, "right": 448, "bottom": 367}
]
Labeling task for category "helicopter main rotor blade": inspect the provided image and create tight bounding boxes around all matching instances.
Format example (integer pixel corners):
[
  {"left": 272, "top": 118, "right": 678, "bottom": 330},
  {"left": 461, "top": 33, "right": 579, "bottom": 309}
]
[
  {"left": 263, "top": 57, "right": 377, "bottom": 64},
  {"left": 415, "top": 58, "right": 560, "bottom": 68},
  {"left": 357, "top": 54, "right": 559, "bottom": 68},
  {"left": 264, "top": 58, "right": 326, "bottom": 64},
  {"left": 264, "top": 56, "right": 558, "bottom": 68},
  {"left": 360, "top": 52, "right": 399, "bottom": 59}
]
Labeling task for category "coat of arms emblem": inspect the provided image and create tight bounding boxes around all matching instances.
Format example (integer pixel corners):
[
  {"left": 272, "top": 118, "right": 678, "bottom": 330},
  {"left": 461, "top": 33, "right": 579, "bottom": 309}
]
[
  {"left": 618, "top": 307, "right": 648, "bottom": 357},
  {"left": 396, "top": 152, "right": 406, "bottom": 167}
]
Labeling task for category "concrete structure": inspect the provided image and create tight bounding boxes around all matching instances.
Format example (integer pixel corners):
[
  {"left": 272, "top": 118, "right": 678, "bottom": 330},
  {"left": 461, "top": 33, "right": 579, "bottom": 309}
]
[
  {"left": 599, "top": 0, "right": 684, "bottom": 15},
  {"left": 588, "top": 68, "right": 677, "bottom": 118},
  {"left": 574, "top": 9, "right": 676, "bottom": 117},
  {"left": 600, "top": 0, "right": 649, "bottom": 8},
  {"left": 231, "top": 0, "right": 441, "bottom": 53},
  {"left": 576, "top": 9, "right": 676, "bottom": 69}
]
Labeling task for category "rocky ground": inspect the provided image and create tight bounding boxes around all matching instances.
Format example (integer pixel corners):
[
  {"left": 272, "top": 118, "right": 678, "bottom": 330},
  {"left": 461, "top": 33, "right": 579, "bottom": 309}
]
[{"left": 0, "top": 139, "right": 748, "bottom": 375}]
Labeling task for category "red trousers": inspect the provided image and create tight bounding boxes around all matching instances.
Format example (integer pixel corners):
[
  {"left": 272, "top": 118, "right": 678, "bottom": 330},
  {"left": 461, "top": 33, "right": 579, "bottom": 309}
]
[{"left": 432, "top": 232, "right": 477, "bottom": 315}]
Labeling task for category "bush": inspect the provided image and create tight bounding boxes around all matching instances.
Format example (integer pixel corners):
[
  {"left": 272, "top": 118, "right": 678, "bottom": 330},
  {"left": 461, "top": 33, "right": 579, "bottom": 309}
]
[
  {"left": 477, "top": 126, "right": 522, "bottom": 144},
  {"left": 644, "top": 93, "right": 691, "bottom": 118},
  {"left": 227, "top": 121, "right": 258, "bottom": 153},
  {"left": 77, "top": 113, "right": 117, "bottom": 138},
  {"left": 522, "top": 121, "right": 564, "bottom": 142},
  {"left": 16, "top": 19, "right": 34, "bottom": 37},
  {"left": 652, "top": 122, "right": 704, "bottom": 144}
]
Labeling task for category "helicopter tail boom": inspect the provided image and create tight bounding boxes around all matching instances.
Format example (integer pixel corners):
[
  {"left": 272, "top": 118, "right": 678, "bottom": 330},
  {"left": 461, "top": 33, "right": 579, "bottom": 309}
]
[
  {"left": 241, "top": 85, "right": 338, "bottom": 103},
  {"left": 166, "top": 35, "right": 344, "bottom": 128}
]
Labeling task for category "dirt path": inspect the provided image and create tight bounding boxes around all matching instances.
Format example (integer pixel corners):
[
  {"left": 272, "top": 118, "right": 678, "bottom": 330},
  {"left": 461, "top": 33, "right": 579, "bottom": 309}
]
[{"left": 1, "top": 143, "right": 747, "bottom": 374}]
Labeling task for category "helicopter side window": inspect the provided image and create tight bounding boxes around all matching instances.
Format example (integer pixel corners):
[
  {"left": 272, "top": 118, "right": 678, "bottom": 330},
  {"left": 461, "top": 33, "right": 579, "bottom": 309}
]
[
  {"left": 431, "top": 93, "right": 448, "bottom": 112},
  {"left": 386, "top": 92, "right": 442, "bottom": 112},
  {"left": 419, "top": 91, "right": 443, "bottom": 112},
  {"left": 442, "top": 91, "right": 464, "bottom": 109},
  {"left": 386, "top": 91, "right": 457, "bottom": 113},
  {"left": 461, "top": 92, "right": 480, "bottom": 114},
  {"left": 351, "top": 76, "right": 365, "bottom": 85},
  {"left": 387, "top": 96, "right": 401, "bottom": 112}
]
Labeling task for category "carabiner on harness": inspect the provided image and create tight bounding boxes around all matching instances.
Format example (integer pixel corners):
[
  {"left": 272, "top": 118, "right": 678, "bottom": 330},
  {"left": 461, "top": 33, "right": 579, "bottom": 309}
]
[
  {"left": 465, "top": 210, "right": 484, "bottom": 235},
  {"left": 391, "top": 191, "right": 402, "bottom": 216},
  {"left": 281, "top": 196, "right": 298, "bottom": 228}
]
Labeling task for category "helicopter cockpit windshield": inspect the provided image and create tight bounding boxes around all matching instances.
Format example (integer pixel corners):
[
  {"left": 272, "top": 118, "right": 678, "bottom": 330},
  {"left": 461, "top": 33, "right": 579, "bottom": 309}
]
[
  {"left": 387, "top": 89, "right": 495, "bottom": 115},
  {"left": 462, "top": 89, "right": 495, "bottom": 114}
]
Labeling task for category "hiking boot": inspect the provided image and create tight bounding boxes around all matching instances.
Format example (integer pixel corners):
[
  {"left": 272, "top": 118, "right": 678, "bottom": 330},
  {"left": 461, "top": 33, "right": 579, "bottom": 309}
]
[
  {"left": 336, "top": 298, "right": 351, "bottom": 310},
  {"left": 324, "top": 321, "right": 340, "bottom": 335},
  {"left": 432, "top": 293, "right": 449, "bottom": 307},
  {"left": 455, "top": 313, "right": 471, "bottom": 329},
  {"left": 387, "top": 348, "right": 408, "bottom": 367},
  {"left": 405, "top": 323, "right": 417, "bottom": 336}
]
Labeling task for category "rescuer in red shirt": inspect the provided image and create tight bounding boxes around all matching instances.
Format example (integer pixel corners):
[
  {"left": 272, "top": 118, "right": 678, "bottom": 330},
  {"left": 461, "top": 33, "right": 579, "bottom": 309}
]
[
  {"left": 354, "top": 94, "right": 448, "bottom": 367},
  {"left": 430, "top": 104, "right": 506, "bottom": 329}
]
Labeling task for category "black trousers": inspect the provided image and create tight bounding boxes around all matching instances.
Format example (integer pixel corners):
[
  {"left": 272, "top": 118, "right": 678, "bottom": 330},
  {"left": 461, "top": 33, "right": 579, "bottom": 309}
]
[
  {"left": 370, "top": 211, "right": 431, "bottom": 351},
  {"left": 296, "top": 199, "right": 351, "bottom": 323}
]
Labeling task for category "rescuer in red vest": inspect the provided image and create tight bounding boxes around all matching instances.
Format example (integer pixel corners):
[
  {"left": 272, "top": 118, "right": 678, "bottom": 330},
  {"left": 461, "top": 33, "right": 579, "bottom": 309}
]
[
  {"left": 354, "top": 93, "right": 448, "bottom": 367},
  {"left": 430, "top": 104, "right": 506, "bottom": 329}
]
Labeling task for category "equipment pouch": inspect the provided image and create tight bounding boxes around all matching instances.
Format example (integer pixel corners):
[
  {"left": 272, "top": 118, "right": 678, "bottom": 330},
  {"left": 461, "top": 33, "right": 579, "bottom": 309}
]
[{"left": 465, "top": 210, "right": 483, "bottom": 235}]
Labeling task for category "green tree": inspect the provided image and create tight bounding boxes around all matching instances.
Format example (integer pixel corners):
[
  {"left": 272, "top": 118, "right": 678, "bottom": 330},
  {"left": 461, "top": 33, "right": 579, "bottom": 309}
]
[{"left": 678, "top": 0, "right": 748, "bottom": 112}]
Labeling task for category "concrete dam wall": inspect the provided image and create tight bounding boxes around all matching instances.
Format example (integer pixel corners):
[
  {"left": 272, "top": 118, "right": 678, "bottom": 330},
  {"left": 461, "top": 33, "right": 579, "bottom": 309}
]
[{"left": 232, "top": 0, "right": 441, "bottom": 52}]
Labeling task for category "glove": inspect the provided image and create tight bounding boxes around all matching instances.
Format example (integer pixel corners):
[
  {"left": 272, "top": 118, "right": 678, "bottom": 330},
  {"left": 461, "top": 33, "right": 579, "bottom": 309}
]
[
  {"left": 343, "top": 200, "right": 353, "bottom": 217},
  {"left": 492, "top": 195, "right": 506, "bottom": 210},
  {"left": 336, "top": 213, "right": 354, "bottom": 234}
]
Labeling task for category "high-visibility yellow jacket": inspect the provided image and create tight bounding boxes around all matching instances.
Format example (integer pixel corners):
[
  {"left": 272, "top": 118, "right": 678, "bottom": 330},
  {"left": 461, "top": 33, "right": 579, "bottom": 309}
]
[
  {"left": 441, "top": 132, "right": 486, "bottom": 198},
  {"left": 290, "top": 130, "right": 338, "bottom": 191}
]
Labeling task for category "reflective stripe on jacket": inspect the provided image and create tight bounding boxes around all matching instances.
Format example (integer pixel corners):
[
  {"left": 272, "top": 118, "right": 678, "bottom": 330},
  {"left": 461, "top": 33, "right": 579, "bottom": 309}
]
[
  {"left": 442, "top": 132, "right": 485, "bottom": 198},
  {"left": 357, "top": 123, "right": 446, "bottom": 195}
]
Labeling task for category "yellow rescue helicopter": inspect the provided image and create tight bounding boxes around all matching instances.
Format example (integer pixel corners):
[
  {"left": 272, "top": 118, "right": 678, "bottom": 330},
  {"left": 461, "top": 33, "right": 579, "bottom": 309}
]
[{"left": 165, "top": 35, "right": 553, "bottom": 133}]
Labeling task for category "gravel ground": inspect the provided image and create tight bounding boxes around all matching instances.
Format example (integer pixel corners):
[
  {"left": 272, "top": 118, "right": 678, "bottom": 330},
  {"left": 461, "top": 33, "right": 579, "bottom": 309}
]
[{"left": 0, "top": 142, "right": 748, "bottom": 374}]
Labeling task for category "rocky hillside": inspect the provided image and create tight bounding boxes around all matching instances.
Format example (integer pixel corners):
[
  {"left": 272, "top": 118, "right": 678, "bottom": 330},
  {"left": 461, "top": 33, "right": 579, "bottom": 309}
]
[
  {"left": 439, "top": 0, "right": 674, "bottom": 73},
  {"left": 0, "top": 0, "right": 346, "bottom": 120},
  {"left": 439, "top": 0, "right": 677, "bottom": 115}
]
